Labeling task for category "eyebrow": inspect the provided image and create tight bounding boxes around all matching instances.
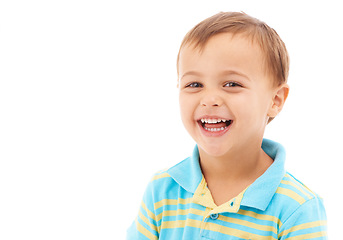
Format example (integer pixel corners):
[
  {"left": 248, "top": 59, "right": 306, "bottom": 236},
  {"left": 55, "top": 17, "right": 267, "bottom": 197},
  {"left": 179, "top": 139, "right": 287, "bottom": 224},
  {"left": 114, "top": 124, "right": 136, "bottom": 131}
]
[
  {"left": 179, "top": 71, "right": 203, "bottom": 81},
  {"left": 180, "top": 70, "right": 250, "bottom": 81},
  {"left": 221, "top": 70, "right": 250, "bottom": 81}
]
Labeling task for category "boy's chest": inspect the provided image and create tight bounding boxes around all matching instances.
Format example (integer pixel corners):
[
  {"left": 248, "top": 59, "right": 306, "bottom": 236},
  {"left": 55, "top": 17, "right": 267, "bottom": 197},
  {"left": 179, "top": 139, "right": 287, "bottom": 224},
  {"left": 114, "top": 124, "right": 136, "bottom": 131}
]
[{"left": 157, "top": 199, "right": 279, "bottom": 240}]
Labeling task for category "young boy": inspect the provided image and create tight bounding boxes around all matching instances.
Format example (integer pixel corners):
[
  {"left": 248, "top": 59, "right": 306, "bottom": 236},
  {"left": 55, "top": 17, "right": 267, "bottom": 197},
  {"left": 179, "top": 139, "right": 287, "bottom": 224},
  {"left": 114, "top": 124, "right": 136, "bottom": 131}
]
[{"left": 127, "top": 12, "right": 327, "bottom": 239}]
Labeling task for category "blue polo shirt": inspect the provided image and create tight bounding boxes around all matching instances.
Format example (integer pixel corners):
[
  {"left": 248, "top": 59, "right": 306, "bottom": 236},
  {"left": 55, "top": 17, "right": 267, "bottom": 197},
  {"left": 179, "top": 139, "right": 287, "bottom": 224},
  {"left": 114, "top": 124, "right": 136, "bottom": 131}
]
[{"left": 127, "top": 139, "right": 327, "bottom": 239}]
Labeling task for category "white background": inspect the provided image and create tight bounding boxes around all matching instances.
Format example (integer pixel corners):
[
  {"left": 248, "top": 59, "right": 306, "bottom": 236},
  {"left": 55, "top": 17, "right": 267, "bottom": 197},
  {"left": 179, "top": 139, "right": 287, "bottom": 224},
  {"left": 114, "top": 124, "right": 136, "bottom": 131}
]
[{"left": 0, "top": 0, "right": 342, "bottom": 239}]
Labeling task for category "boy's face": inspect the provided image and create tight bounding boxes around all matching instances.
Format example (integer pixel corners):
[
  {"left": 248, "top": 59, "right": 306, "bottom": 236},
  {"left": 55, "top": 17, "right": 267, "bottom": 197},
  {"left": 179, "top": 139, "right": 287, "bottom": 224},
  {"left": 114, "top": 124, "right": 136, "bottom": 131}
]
[{"left": 178, "top": 33, "right": 287, "bottom": 157}]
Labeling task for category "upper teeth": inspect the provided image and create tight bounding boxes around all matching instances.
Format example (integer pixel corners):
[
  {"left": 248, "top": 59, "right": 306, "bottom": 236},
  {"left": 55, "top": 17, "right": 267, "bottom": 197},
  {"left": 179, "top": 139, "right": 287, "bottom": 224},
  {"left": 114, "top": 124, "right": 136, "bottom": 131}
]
[{"left": 201, "top": 118, "right": 227, "bottom": 124}]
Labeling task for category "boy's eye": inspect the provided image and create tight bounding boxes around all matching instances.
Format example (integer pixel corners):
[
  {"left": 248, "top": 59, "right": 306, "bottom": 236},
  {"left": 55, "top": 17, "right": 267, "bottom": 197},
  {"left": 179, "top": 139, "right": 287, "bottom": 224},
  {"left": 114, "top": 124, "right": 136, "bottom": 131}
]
[
  {"left": 224, "top": 82, "right": 242, "bottom": 87},
  {"left": 186, "top": 82, "right": 203, "bottom": 88}
]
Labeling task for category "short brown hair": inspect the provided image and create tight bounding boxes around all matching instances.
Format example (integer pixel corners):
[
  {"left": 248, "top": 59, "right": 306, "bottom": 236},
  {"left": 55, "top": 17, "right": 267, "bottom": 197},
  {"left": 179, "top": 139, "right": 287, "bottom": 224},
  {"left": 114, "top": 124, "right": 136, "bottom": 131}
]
[{"left": 177, "top": 12, "right": 289, "bottom": 86}]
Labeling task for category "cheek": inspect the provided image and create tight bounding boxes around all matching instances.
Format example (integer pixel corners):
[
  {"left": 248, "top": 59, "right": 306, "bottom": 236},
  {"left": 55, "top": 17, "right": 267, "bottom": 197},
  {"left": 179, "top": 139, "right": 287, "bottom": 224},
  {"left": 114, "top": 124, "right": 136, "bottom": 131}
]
[
  {"left": 230, "top": 94, "right": 255, "bottom": 116},
  {"left": 179, "top": 96, "right": 199, "bottom": 138},
  {"left": 232, "top": 93, "right": 269, "bottom": 124},
  {"left": 178, "top": 94, "right": 186, "bottom": 117},
  {"left": 179, "top": 94, "right": 195, "bottom": 123}
]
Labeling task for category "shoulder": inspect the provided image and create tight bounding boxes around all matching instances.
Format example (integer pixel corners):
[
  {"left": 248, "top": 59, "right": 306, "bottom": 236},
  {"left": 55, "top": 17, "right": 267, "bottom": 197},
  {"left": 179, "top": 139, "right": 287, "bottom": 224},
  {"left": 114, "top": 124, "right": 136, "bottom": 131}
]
[
  {"left": 276, "top": 172, "right": 319, "bottom": 205},
  {"left": 146, "top": 158, "right": 191, "bottom": 193},
  {"left": 148, "top": 169, "right": 174, "bottom": 190},
  {"left": 148, "top": 169, "right": 175, "bottom": 193},
  {"left": 150, "top": 169, "right": 172, "bottom": 182},
  {"left": 150, "top": 156, "right": 191, "bottom": 183},
  {"left": 276, "top": 173, "right": 327, "bottom": 238},
  {"left": 272, "top": 172, "right": 326, "bottom": 222}
]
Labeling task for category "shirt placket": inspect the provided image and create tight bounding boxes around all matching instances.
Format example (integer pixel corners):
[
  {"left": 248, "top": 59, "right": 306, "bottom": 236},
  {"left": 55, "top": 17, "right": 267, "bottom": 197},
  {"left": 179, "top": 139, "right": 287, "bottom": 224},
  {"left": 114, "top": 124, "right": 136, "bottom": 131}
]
[{"left": 193, "top": 177, "right": 246, "bottom": 239}]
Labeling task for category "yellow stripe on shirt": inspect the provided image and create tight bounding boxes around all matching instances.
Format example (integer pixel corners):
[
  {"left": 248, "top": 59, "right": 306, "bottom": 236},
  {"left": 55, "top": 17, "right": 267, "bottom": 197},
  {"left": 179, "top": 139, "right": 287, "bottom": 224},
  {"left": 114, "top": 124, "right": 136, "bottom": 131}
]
[
  {"left": 136, "top": 218, "right": 158, "bottom": 240},
  {"left": 276, "top": 187, "right": 306, "bottom": 204},
  {"left": 278, "top": 220, "right": 327, "bottom": 237},
  {"left": 151, "top": 172, "right": 170, "bottom": 182},
  {"left": 281, "top": 231, "right": 327, "bottom": 240},
  {"left": 238, "top": 209, "right": 283, "bottom": 228},
  {"left": 154, "top": 197, "right": 193, "bottom": 209}
]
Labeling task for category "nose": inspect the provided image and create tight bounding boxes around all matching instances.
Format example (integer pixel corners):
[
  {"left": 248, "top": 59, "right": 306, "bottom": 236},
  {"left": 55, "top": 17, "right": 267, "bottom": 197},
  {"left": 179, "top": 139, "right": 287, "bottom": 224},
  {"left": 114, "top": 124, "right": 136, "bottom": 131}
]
[{"left": 200, "top": 92, "right": 223, "bottom": 107}]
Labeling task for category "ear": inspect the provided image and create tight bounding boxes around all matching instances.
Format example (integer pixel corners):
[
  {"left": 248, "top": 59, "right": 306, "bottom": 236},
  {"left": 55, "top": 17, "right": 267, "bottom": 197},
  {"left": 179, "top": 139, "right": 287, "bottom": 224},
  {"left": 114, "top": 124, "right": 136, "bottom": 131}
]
[{"left": 267, "top": 83, "right": 289, "bottom": 119}]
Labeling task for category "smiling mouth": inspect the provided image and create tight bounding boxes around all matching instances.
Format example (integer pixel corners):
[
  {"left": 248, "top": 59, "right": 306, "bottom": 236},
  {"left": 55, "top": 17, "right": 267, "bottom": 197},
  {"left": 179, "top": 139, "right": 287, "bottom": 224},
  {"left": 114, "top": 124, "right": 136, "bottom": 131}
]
[{"left": 197, "top": 118, "right": 233, "bottom": 132}]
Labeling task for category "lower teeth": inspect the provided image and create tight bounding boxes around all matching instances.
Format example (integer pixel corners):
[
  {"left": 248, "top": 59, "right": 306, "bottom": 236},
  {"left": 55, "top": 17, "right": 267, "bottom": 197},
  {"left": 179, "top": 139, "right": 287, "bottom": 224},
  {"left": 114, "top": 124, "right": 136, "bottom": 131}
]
[{"left": 204, "top": 126, "right": 226, "bottom": 132}]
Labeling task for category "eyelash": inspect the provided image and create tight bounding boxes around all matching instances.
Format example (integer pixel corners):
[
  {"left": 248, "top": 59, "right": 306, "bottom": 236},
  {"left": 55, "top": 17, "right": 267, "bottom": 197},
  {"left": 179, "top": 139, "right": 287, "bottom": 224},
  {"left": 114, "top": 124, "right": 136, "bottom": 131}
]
[
  {"left": 223, "top": 81, "right": 243, "bottom": 88},
  {"left": 185, "top": 82, "right": 203, "bottom": 88},
  {"left": 185, "top": 81, "right": 243, "bottom": 88}
]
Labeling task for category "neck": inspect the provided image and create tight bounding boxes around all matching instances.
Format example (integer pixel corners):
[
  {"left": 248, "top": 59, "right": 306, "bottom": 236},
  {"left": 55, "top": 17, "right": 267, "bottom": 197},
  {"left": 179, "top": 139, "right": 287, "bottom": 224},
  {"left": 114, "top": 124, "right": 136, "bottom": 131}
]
[{"left": 198, "top": 140, "right": 273, "bottom": 183}]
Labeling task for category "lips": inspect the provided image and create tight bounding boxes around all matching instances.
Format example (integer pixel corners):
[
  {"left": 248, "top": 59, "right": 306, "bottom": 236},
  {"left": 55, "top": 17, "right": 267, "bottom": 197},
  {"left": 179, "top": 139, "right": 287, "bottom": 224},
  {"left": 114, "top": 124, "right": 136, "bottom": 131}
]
[{"left": 197, "top": 117, "right": 233, "bottom": 134}]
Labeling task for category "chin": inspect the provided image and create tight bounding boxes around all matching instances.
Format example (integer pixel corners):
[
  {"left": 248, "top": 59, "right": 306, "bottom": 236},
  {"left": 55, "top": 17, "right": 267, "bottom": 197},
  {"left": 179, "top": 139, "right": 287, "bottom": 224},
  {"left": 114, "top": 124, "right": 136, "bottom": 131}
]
[{"left": 198, "top": 141, "right": 233, "bottom": 158}]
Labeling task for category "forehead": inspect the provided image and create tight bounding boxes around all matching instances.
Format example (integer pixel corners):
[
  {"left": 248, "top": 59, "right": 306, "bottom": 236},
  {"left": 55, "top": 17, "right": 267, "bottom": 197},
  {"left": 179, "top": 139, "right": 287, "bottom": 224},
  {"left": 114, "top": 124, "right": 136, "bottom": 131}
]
[{"left": 178, "top": 33, "right": 268, "bottom": 81}]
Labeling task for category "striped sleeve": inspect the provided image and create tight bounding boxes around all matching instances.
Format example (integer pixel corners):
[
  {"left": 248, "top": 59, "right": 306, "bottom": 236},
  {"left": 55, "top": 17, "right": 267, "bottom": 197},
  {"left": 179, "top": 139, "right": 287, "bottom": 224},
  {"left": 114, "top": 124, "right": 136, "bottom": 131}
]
[
  {"left": 278, "top": 196, "right": 327, "bottom": 240},
  {"left": 127, "top": 174, "right": 161, "bottom": 240}
]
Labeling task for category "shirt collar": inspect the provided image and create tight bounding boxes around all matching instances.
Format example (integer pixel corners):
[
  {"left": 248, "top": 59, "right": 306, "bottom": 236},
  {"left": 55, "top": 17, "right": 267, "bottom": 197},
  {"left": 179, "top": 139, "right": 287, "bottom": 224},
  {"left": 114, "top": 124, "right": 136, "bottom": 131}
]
[
  {"left": 167, "top": 146, "right": 202, "bottom": 193},
  {"left": 167, "top": 139, "right": 286, "bottom": 211},
  {"left": 240, "top": 139, "right": 286, "bottom": 211}
]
